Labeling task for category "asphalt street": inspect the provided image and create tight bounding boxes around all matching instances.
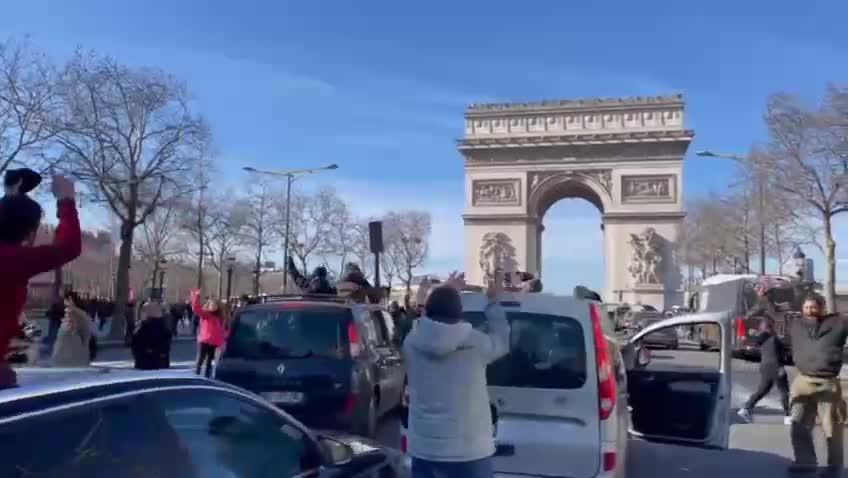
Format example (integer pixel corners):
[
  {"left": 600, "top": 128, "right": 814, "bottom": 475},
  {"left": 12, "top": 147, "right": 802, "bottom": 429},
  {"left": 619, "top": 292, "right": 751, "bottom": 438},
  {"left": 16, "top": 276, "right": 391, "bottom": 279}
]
[{"left": 92, "top": 341, "right": 846, "bottom": 476}]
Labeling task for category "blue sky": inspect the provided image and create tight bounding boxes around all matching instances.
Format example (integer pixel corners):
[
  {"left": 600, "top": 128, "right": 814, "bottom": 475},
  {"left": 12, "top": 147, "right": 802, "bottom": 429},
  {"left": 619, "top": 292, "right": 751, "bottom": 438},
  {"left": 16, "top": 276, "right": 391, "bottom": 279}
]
[{"left": 4, "top": 0, "right": 848, "bottom": 293}]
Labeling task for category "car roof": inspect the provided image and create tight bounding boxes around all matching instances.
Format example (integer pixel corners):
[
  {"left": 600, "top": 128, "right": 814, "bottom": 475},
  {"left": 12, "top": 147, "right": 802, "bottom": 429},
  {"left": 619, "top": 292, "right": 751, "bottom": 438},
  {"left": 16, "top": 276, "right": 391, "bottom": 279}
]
[
  {"left": 1, "top": 368, "right": 215, "bottom": 406},
  {"left": 460, "top": 291, "right": 593, "bottom": 320}
]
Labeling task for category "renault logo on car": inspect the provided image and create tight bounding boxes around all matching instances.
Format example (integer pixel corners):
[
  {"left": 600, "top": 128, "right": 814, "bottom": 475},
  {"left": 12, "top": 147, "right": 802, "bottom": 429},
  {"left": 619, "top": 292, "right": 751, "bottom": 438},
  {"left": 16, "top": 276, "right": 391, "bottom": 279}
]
[{"left": 277, "top": 364, "right": 286, "bottom": 375}]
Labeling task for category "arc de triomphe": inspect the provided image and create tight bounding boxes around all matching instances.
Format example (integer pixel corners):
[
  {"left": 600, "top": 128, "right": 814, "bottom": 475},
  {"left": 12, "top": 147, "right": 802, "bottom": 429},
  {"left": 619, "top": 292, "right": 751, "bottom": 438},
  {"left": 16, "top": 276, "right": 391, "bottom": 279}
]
[{"left": 460, "top": 94, "right": 693, "bottom": 309}]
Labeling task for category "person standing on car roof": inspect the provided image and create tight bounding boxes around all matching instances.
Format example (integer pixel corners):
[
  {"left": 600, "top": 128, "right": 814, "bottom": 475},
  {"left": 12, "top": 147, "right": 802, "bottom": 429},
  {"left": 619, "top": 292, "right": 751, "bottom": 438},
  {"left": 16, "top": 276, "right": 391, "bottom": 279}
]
[
  {"left": 0, "top": 172, "right": 81, "bottom": 388},
  {"left": 737, "top": 316, "right": 791, "bottom": 424},
  {"left": 403, "top": 270, "right": 509, "bottom": 478},
  {"left": 786, "top": 294, "right": 848, "bottom": 476}
]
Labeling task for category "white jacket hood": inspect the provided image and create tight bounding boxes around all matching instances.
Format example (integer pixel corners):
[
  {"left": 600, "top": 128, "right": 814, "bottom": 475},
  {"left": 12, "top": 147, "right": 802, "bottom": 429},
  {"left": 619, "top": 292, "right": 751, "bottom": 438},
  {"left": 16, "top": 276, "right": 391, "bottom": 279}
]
[{"left": 405, "top": 316, "right": 473, "bottom": 358}]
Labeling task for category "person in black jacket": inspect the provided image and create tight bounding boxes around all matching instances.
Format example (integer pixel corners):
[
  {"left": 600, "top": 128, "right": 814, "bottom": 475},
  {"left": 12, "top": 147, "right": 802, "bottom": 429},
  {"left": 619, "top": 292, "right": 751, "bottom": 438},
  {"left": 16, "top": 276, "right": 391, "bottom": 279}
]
[
  {"left": 737, "top": 316, "right": 790, "bottom": 423},
  {"left": 786, "top": 295, "right": 848, "bottom": 475},
  {"left": 287, "top": 256, "right": 336, "bottom": 294},
  {"left": 131, "top": 301, "right": 173, "bottom": 370}
]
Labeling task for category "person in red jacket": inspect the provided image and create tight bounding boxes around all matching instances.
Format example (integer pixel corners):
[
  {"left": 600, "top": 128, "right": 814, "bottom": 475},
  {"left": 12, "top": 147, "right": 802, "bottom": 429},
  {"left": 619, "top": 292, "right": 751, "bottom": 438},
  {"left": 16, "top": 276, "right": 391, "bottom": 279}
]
[
  {"left": 190, "top": 289, "right": 230, "bottom": 378},
  {"left": 0, "top": 174, "right": 81, "bottom": 388}
]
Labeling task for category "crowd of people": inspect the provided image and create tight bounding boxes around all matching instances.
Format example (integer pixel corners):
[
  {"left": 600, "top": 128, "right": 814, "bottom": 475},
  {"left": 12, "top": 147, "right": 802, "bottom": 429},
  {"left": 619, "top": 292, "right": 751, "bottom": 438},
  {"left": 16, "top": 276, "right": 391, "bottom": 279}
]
[{"left": 3, "top": 169, "right": 848, "bottom": 476}]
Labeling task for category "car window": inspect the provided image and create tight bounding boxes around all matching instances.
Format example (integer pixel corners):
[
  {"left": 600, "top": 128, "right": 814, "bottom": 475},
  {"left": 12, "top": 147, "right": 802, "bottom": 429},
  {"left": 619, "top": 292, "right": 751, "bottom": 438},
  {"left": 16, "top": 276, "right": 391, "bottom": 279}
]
[
  {"left": 368, "top": 310, "right": 392, "bottom": 346},
  {"left": 362, "top": 311, "right": 388, "bottom": 347},
  {"left": 463, "top": 311, "right": 587, "bottom": 389},
  {"left": 151, "top": 388, "right": 323, "bottom": 478},
  {"left": 380, "top": 311, "right": 398, "bottom": 344},
  {"left": 227, "top": 306, "right": 350, "bottom": 359},
  {"left": 0, "top": 394, "right": 194, "bottom": 478}
]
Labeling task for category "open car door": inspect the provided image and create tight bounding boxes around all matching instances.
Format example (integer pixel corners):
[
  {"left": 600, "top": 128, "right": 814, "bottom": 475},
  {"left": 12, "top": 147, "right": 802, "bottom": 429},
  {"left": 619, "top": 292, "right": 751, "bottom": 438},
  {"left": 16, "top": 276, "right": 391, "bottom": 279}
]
[{"left": 624, "top": 312, "right": 732, "bottom": 449}]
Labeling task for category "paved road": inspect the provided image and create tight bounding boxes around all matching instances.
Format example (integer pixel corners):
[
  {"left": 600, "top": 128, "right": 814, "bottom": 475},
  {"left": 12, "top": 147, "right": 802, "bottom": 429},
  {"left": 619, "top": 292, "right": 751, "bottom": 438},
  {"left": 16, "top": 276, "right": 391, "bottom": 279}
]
[{"left": 95, "top": 342, "right": 845, "bottom": 476}]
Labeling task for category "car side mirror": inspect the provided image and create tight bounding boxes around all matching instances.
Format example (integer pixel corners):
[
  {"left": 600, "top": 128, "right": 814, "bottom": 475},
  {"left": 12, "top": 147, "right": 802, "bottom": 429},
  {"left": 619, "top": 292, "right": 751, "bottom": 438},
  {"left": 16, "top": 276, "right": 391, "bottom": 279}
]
[
  {"left": 319, "top": 436, "right": 354, "bottom": 465},
  {"left": 637, "top": 346, "right": 651, "bottom": 367}
]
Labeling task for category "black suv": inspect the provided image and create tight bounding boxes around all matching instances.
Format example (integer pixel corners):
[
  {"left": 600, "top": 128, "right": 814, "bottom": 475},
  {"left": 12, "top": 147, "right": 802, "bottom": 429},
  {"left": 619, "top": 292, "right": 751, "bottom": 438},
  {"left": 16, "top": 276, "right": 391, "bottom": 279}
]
[{"left": 216, "top": 295, "right": 405, "bottom": 438}]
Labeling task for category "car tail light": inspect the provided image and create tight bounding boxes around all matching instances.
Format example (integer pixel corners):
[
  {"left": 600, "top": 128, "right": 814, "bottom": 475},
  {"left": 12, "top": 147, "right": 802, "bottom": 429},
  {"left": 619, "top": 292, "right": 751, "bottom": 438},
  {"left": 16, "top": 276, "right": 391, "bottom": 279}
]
[
  {"left": 343, "top": 392, "right": 357, "bottom": 416},
  {"left": 736, "top": 317, "right": 746, "bottom": 338},
  {"left": 402, "top": 384, "right": 409, "bottom": 407},
  {"left": 400, "top": 434, "right": 408, "bottom": 453},
  {"left": 603, "top": 451, "right": 616, "bottom": 472},
  {"left": 348, "top": 321, "right": 362, "bottom": 357},
  {"left": 590, "top": 303, "right": 616, "bottom": 421}
]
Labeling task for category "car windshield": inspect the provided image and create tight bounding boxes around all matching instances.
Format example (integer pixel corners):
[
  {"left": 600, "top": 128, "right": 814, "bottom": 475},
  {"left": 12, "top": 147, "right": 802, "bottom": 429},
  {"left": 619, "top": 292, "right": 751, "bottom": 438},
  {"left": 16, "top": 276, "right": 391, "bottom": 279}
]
[
  {"left": 226, "top": 306, "right": 350, "bottom": 360},
  {"left": 463, "top": 311, "right": 587, "bottom": 389}
]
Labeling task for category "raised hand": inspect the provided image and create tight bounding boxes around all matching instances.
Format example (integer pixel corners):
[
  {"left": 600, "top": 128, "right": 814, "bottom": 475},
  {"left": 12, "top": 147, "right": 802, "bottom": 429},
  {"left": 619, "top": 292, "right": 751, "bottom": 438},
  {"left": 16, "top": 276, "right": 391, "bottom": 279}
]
[
  {"left": 444, "top": 271, "right": 467, "bottom": 289},
  {"left": 51, "top": 175, "right": 75, "bottom": 201}
]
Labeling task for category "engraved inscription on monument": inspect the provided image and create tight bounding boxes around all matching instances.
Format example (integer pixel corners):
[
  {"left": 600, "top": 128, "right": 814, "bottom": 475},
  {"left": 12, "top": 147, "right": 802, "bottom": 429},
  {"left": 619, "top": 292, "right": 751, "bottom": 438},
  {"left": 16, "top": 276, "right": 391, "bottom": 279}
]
[
  {"left": 472, "top": 179, "right": 521, "bottom": 206},
  {"left": 621, "top": 175, "right": 676, "bottom": 203}
]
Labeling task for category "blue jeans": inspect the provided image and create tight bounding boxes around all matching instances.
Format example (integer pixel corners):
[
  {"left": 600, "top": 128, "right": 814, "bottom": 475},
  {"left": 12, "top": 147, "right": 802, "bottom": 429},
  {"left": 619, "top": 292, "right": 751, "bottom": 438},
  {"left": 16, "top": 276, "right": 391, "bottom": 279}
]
[{"left": 411, "top": 457, "right": 493, "bottom": 478}]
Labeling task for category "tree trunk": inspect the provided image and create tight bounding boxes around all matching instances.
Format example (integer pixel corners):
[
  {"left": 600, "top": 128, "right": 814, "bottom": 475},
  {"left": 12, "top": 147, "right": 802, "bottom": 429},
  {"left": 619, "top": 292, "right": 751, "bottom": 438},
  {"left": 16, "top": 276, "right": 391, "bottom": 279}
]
[
  {"left": 217, "top": 253, "right": 224, "bottom": 300},
  {"left": 825, "top": 215, "right": 837, "bottom": 313},
  {"left": 253, "top": 250, "right": 262, "bottom": 296},
  {"left": 774, "top": 224, "right": 784, "bottom": 275},
  {"left": 109, "top": 222, "right": 135, "bottom": 340},
  {"left": 196, "top": 232, "right": 205, "bottom": 292}
]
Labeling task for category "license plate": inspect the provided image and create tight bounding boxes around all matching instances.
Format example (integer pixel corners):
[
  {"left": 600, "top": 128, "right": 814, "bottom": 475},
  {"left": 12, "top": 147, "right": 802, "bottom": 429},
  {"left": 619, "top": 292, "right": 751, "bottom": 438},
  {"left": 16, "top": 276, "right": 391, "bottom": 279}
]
[{"left": 262, "top": 391, "right": 304, "bottom": 404}]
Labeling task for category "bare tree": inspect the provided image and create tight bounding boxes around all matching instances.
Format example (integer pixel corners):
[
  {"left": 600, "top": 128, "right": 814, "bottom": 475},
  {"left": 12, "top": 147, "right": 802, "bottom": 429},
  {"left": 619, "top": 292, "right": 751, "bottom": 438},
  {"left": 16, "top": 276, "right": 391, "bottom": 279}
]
[
  {"left": 56, "top": 51, "right": 208, "bottom": 334},
  {"left": 178, "top": 158, "right": 215, "bottom": 293},
  {"left": 384, "top": 210, "right": 431, "bottom": 298},
  {"left": 684, "top": 195, "right": 738, "bottom": 276},
  {"left": 239, "top": 178, "right": 278, "bottom": 294},
  {"left": 0, "top": 38, "right": 63, "bottom": 175},
  {"left": 283, "top": 186, "right": 346, "bottom": 271},
  {"left": 754, "top": 86, "right": 848, "bottom": 310},
  {"left": 207, "top": 190, "right": 247, "bottom": 298},
  {"left": 133, "top": 201, "right": 183, "bottom": 290}
]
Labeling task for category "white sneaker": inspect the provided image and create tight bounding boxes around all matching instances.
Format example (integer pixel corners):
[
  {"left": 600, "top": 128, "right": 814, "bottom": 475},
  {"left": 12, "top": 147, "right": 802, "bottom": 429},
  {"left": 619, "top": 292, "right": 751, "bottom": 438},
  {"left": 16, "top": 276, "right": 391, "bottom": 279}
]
[
  {"left": 737, "top": 408, "right": 753, "bottom": 423},
  {"left": 784, "top": 416, "right": 793, "bottom": 425}
]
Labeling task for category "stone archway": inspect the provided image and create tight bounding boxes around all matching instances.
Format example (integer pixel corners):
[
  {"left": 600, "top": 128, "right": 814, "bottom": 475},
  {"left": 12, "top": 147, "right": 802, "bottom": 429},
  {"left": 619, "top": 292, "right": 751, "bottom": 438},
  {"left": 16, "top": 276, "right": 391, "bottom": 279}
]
[{"left": 460, "top": 95, "right": 693, "bottom": 309}]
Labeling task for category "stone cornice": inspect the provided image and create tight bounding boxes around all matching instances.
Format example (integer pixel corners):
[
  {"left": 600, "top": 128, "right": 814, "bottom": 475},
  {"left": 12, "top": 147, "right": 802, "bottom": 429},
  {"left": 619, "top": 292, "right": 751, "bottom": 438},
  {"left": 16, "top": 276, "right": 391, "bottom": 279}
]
[
  {"left": 463, "top": 214, "right": 541, "bottom": 225},
  {"left": 458, "top": 130, "right": 694, "bottom": 150},
  {"left": 602, "top": 211, "right": 686, "bottom": 223},
  {"left": 466, "top": 94, "right": 684, "bottom": 115}
]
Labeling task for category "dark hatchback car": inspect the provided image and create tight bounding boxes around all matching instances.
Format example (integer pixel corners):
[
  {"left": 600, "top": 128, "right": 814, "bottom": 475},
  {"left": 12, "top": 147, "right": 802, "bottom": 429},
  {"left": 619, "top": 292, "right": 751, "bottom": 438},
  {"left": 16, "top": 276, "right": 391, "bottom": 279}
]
[
  {"left": 0, "top": 368, "right": 407, "bottom": 477},
  {"left": 216, "top": 295, "right": 405, "bottom": 437},
  {"left": 640, "top": 317, "right": 680, "bottom": 349}
]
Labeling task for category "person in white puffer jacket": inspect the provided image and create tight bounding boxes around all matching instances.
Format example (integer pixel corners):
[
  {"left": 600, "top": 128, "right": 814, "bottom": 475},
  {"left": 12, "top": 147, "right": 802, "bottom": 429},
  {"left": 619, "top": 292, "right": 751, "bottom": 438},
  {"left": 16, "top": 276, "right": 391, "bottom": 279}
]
[{"left": 403, "top": 270, "right": 509, "bottom": 478}]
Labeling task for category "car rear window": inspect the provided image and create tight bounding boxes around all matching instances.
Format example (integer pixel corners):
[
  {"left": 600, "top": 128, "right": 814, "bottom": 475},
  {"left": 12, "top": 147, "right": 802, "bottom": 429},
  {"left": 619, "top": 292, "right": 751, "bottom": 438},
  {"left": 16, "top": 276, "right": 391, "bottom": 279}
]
[
  {"left": 226, "top": 306, "right": 351, "bottom": 360},
  {"left": 463, "top": 311, "right": 587, "bottom": 389}
]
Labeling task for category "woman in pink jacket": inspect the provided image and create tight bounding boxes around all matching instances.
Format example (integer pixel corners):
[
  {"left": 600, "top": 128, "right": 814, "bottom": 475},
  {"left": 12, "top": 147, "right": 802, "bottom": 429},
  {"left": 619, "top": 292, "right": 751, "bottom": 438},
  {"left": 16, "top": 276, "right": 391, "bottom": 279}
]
[{"left": 190, "top": 289, "right": 230, "bottom": 378}]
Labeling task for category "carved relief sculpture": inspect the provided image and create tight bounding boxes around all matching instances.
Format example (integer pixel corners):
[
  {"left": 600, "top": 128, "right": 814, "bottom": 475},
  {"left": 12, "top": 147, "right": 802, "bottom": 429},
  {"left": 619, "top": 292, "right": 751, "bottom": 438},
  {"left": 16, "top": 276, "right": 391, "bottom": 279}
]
[
  {"left": 479, "top": 232, "right": 519, "bottom": 283},
  {"left": 472, "top": 179, "right": 521, "bottom": 206},
  {"left": 628, "top": 227, "right": 664, "bottom": 284},
  {"left": 621, "top": 175, "right": 675, "bottom": 203}
]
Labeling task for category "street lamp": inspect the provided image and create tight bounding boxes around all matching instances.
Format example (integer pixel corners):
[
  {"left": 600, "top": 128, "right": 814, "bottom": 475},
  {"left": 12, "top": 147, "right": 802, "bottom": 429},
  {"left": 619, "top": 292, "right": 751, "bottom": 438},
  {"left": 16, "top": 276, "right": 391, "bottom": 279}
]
[
  {"left": 225, "top": 256, "right": 237, "bottom": 300},
  {"left": 696, "top": 149, "right": 766, "bottom": 275},
  {"left": 243, "top": 163, "right": 339, "bottom": 290}
]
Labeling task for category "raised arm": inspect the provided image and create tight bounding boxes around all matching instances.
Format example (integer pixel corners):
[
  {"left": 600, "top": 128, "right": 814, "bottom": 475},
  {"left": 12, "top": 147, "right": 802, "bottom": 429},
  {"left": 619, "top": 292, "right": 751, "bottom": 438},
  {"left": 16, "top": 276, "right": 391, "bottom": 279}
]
[
  {"left": 190, "top": 289, "right": 204, "bottom": 317},
  {"left": 471, "top": 302, "right": 511, "bottom": 364},
  {"left": 10, "top": 197, "right": 81, "bottom": 279}
]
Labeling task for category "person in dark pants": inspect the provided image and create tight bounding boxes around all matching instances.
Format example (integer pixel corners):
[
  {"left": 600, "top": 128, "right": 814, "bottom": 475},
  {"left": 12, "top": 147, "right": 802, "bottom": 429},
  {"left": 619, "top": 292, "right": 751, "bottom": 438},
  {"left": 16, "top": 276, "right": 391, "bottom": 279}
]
[
  {"left": 787, "top": 295, "right": 848, "bottom": 476},
  {"left": 132, "top": 301, "right": 172, "bottom": 370},
  {"left": 189, "top": 289, "right": 229, "bottom": 378},
  {"left": 737, "top": 317, "right": 790, "bottom": 423}
]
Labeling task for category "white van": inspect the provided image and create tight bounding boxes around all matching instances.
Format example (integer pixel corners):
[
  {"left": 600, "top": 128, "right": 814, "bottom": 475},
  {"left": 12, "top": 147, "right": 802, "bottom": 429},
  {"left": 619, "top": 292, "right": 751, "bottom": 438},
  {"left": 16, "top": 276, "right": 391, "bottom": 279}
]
[{"left": 400, "top": 291, "right": 733, "bottom": 478}]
